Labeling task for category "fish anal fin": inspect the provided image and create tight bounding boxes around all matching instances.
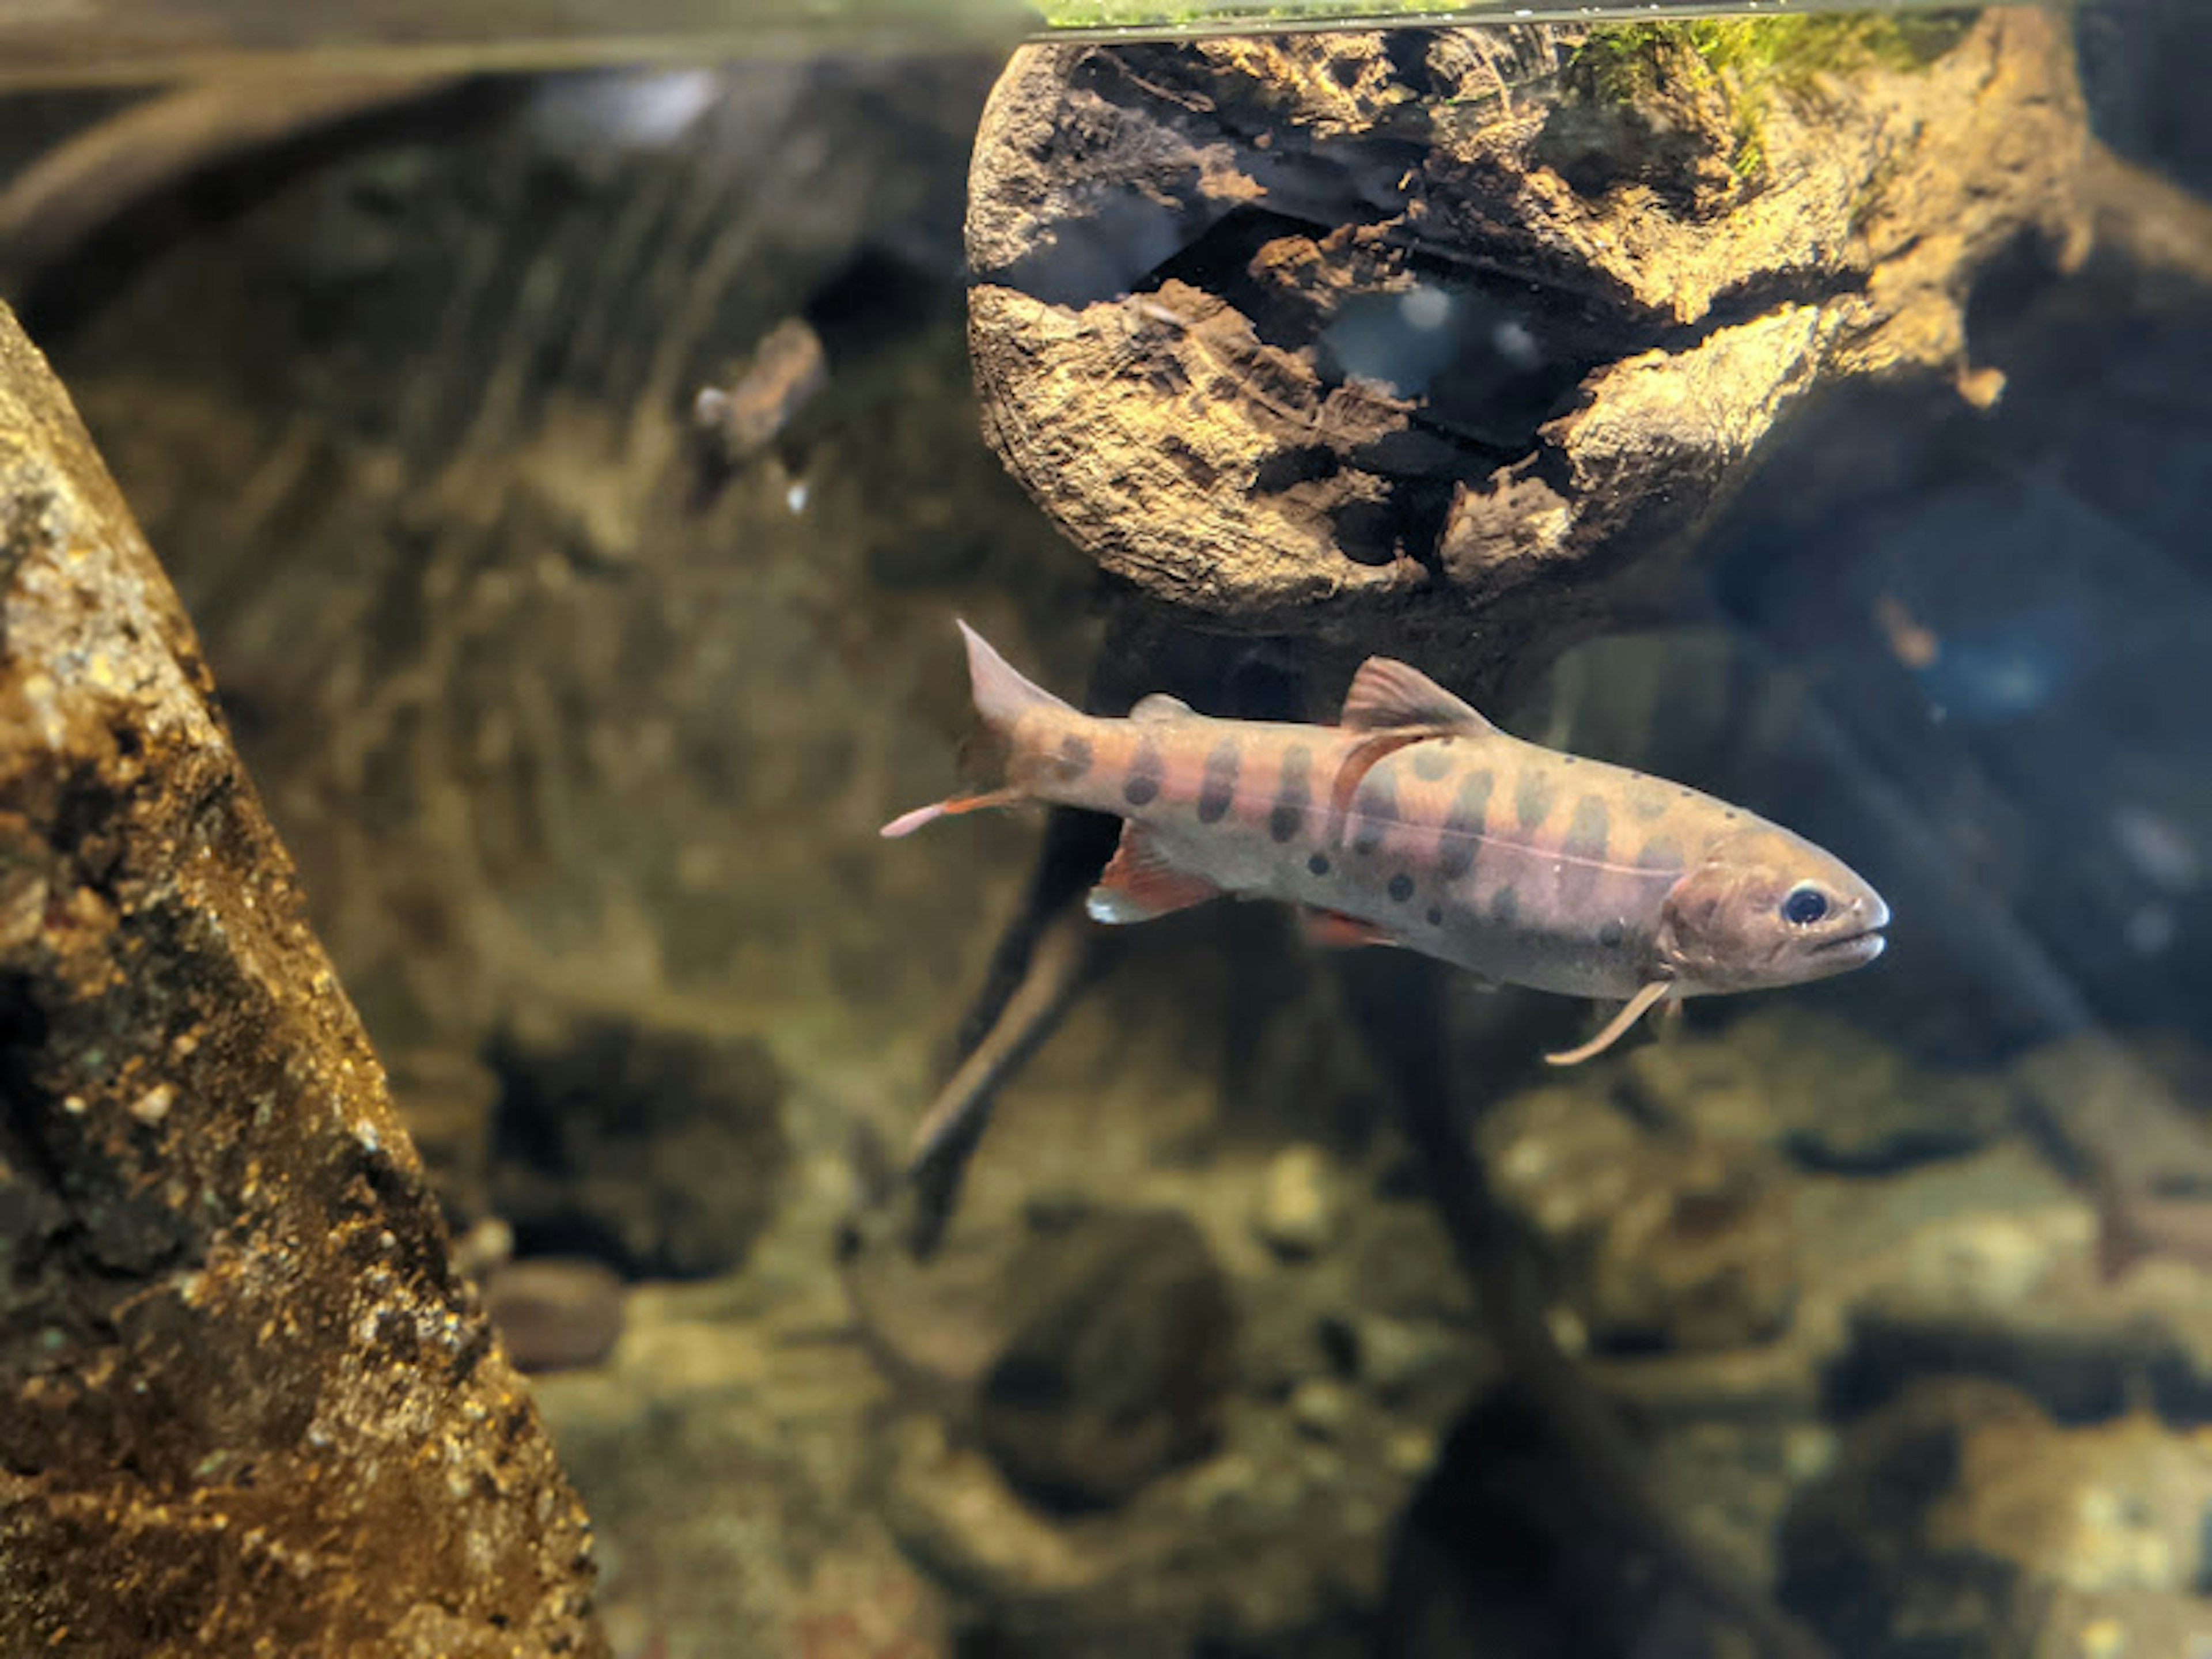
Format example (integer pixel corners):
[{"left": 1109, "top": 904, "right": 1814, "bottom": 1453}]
[
  {"left": 1300, "top": 907, "right": 1402, "bottom": 951},
  {"left": 1340, "top": 657, "right": 1495, "bottom": 734},
  {"left": 1087, "top": 825, "right": 1222, "bottom": 925}
]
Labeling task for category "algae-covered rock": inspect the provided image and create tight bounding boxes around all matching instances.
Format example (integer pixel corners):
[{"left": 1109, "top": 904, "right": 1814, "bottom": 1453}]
[
  {"left": 1622, "top": 1007, "right": 2017, "bottom": 1176},
  {"left": 1781, "top": 1378, "right": 2212, "bottom": 1657},
  {"left": 0, "top": 301, "right": 603, "bottom": 1655}
]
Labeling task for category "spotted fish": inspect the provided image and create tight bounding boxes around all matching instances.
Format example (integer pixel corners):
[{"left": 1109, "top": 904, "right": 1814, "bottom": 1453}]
[{"left": 884, "top": 623, "right": 1889, "bottom": 1065}]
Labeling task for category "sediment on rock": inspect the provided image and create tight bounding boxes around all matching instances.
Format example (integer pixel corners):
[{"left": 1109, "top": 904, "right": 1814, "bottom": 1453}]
[{"left": 0, "top": 301, "right": 605, "bottom": 1658}]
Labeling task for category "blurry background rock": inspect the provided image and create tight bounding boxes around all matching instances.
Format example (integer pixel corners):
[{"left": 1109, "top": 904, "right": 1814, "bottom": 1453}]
[
  {"left": 487, "top": 1013, "right": 792, "bottom": 1278},
  {"left": 2, "top": 6, "right": 2211, "bottom": 1656}
]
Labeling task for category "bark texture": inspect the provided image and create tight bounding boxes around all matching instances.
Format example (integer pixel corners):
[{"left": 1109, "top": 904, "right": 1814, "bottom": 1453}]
[{"left": 967, "top": 15, "right": 2092, "bottom": 700}]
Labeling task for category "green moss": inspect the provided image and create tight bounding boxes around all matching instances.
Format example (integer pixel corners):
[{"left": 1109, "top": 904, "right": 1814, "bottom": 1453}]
[
  {"left": 1567, "top": 13, "right": 1975, "bottom": 178},
  {"left": 1035, "top": 0, "right": 1380, "bottom": 28}
]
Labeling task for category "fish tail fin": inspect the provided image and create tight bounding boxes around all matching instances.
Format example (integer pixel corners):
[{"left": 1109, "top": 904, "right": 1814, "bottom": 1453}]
[
  {"left": 956, "top": 617, "right": 1072, "bottom": 735},
  {"left": 880, "top": 620, "right": 1075, "bottom": 839}
]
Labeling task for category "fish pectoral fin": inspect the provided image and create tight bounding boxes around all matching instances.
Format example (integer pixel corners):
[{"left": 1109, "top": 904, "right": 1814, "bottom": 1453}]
[
  {"left": 1299, "top": 907, "right": 1401, "bottom": 951},
  {"left": 1544, "top": 980, "right": 1673, "bottom": 1067},
  {"left": 1087, "top": 825, "right": 1224, "bottom": 924},
  {"left": 1339, "top": 657, "right": 1496, "bottom": 734}
]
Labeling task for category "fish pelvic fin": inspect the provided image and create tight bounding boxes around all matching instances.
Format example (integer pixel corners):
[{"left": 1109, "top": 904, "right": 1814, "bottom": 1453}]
[
  {"left": 1544, "top": 979, "right": 1674, "bottom": 1067},
  {"left": 1300, "top": 907, "right": 1400, "bottom": 950}
]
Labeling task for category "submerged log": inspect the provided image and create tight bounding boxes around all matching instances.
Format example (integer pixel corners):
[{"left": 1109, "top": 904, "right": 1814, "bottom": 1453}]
[
  {"left": 0, "top": 302, "right": 605, "bottom": 1657},
  {"left": 967, "top": 14, "right": 2093, "bottom": 700}
]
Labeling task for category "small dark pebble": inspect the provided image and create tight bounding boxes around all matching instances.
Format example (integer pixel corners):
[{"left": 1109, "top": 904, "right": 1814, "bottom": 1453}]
[{"left": 482, "top": 1257, "right": 627, "bottom": 1374}]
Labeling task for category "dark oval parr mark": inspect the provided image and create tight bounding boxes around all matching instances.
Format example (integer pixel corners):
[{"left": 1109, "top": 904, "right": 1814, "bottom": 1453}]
[
  {"left": 1198, "top": 738, "right": 1240, "bottom": 825},
  {"left": 1124, "top": 736, "right": 1164, "bottom": 808}
]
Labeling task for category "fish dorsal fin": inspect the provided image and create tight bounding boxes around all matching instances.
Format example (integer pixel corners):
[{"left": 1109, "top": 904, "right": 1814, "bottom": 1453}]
[
  {"left": 1087, "top": 824, "right": 1223, "bottom": 924},
  {"left": 1340, "top": 658, "right": 1493, "bottom": 734},
  {"left": 1130, "top": 692, "right": 1192, "bottom": 723}
]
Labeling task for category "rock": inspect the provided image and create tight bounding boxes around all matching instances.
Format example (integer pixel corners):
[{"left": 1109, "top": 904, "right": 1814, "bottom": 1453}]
[
  {"left": 483, "top": 1256, "right": 628, "bottom": 1375},
  {"left": 975, "top": 1207, "right": 1239, "bottom": 1511},
  {"left": 1620, "top": 1009, "right": 2018, "bottom": 1177},
  {"left": 0, "top": 301, "right": 603, "bottom": 1654},
  {"left": 488, "top": 1014, "right": 791, "bottom": 1280},
  {"left": 1253, "top": 1141, "right": 1336, "bottom": 1259},
  {"left": 1483, "top": 1080, "right": 1800, "bottom": 1355},
  {"left": 965, "top": 16, "right": 2092, "bottom": 698},
  {"left": 1781, "top": 1377, "right": 2212, "bottom": 1657}
]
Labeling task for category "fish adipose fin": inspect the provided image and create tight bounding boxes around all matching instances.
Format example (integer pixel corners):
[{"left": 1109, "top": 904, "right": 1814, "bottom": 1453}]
[
  {"left": 1300, "top": 908, "right": 1400, "bottom": 951},
  {"left": 880, "top": 620, "right": 1075, "bottom": 838},
  {"left": 1340, "top": 657, "right": 1496, "bottom": 734},
  {"left": 1545, "top": 979, "right": 1673, "bottom": 1067},
  {"left": 1088, "top": 824, "right": 1224, "bottom": 924},
  {"left": 1130, "top": 692, "right": 1192, "bottom": 722}
]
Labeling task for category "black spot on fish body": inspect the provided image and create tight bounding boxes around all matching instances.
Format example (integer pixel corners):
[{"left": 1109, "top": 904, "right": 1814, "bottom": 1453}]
[
  {"left": 1124, "top": 737, "right": 1164, "bottom": 807},
  {"left": 1198, "top": 739, "right": 1240, "bottom": 824},
  {"left": 1426, "top": 906, "right": 1444, "bottom": 927},
  {"left": 1058, "top": 733, "right": 1093, "bottom": 778},
  {"left": 1514, "top": 768, "right": 1554, "bottom": 830},
  {"left": 1491, "top": 885, "right": 1521, "bottom": 927},
  {"left": 1599, "top": 919, "right": 1626, "bottom": 948},
  {"left": 1438, "top": 769, "right": 1493, "bottom": 881},
  {"left": 1410, "top": 742, "right": 1456, "bottom": 782},
  {"left": 1270, "top": 745, "right": 1312, "bottom": 844},
  {"left": 1350, "top": 770, "right": 1399, "bottom": 855},
  {"left": 1308, "top": 853, "right": 1331, "bottom": 877},
  {"left": 1388, "top": 873, "right": 1415, "bottom": 903}
]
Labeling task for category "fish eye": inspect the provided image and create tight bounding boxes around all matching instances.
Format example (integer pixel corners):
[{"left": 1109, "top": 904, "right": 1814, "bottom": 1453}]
[{"left": 1781, "top": 885, "right": 1830, "bottom": 927}]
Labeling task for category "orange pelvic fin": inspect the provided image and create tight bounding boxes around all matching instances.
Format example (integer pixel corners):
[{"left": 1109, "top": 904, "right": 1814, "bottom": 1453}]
[
  {"left": 880, "top": 789, "right": 1023, "bottom": 840},
  {"left": 1087, "top": 825, "right": 1223, "bottom": 924},
  {"left": 1300, "top": 907, "right": 1401, "bottom": 951}
]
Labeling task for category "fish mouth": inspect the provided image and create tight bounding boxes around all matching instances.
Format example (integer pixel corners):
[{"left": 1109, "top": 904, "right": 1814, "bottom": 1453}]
[
  {"left": 1810, "top": 893, "right": 1890, "bottom": 968},
  {"left": 1810, "top": 927, "right": 1887, "bottom": 967}
]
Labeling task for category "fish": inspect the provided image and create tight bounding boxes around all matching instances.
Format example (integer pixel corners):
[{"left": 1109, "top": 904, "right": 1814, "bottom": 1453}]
[{"left": 884, "top": 622, "right": 1889, "bottom": 1066}]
